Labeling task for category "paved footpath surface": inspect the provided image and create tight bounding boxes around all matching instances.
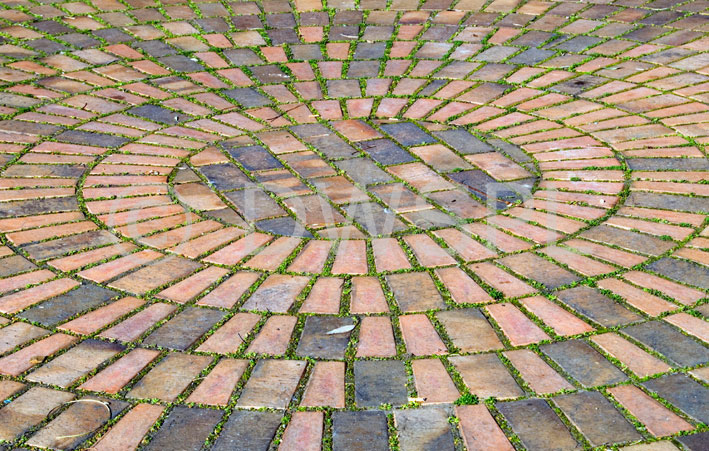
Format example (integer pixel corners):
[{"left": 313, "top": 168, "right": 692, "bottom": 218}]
[{"left": 0, "top": 0, "right": 706, "bottom": 449}]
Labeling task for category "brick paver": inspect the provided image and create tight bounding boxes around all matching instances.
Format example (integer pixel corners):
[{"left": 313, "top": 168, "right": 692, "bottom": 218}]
[{"left": 0, "top": 0, "right": 706, "bottom": 448}]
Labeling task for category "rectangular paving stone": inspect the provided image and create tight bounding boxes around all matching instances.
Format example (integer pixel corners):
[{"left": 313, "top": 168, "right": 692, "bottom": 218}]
[
  {"left": 354, "top": 360, "right": 408, "bottom": 408},
  {"left": 345, "top": 202, "right": 408, "bottom": 235},
  {"left": 335, "top": 158, "right": 393, "bottom": 185},
  {"left": 143, "top": 306, "right": 226, "bottom": 351},
  {"left": 291, "top": 124, "right": 358, "bottom": 159},
  {"left": 556, "top": 286, "right": 642, "bottom": 327},
  {"left": 357, "top": 138, "right": 416, "bottom": 165},
  {"left": 541, "top": 339, "right": 627, "bottom": 387},
  {"left": 380, "top": 122, "right": 436, "bottom": 147},
  {"left": 436, "top": 308, "right": 503, "bottom": 352},
  {"left": 386, "top": 272, "right": 447, "bottom": 312},
  {"left": 623, "top": 321, "right": 709, "bottom": 367},
  {"left": 127, "top": 353, "right": 212, "bottom": 402},
  {"left": 226, "top": 145, "right": 283, "bottom": 171},
  {"left": 580, "top": 225, "right": 675, "bottom": 256},
  {"left": 0, "top": 255, "right": 36, "bottom": 278},
  {"left": 224, "top": 188, "right": 287, "bottom": 221},
  {"left": 223, "top": 87, "right": 271, "bottom": 107},
  {"left": 0, "top": 322, "right": 49, "bottom": 354},
  {"left": 237, "top": 359, "right": 306, "bottom": 409},
  {"left": 497, "top": 399, "right": 581, "bottom": 450},
  {"left": 0, "top": 387, "right": 75, "bottom": 442},
  {"left": 0, "top": 197, "right": 78, "bottom": 219},
  {"left": 498, "top": 253, "right": 580, "bottom": 289},
  {"left": 647, "top": 257, "right": 709, "bottom": 290},
  {"left": 18, "top": 283, "right": 118, "bottom": 327},
  {"left": 643, "top": 374, "right": 708, "bottom": 424},
  {"left": 450, "top": 354, "right": 523, "bottom": 399},
  {"left": 296, "top": 316, "right": 354, "bottom": 359},
  {"left": 21, "top": 230, "right": 119, "bottom": 260},
  {"left": 626, "top": 192, "right": 708, "bottom": 214},
  {"left": 333, "top": 411, "right": 389, "bottom": 451},
  {"left": 395, "top": 407, "right": 455, "bottom": 451},
  {"left": 109, "top": 256, "right": 202, "bottom": 295},
  {"left": 79, "top": 348, "right": 161, "bottom": 394},
  {"left": 56, "top": 130, "right": 129, "bottom": 148},
  {"left": 144, "top": 407, "right": 223, "bottom": 451},
  {"left": 553, "top": 391, "right": 641, "bottom": 446},
  {"left": 91, "top": 403, "right": 165, "bottom": 451},
  {"left": 27, "top": 339, "right": 123, "bottom": 387},
  {"left": 27, "top": 396, "right": 128, "bottom": 450},
  {"left": 199, "top": 163, "right": 253, "bottom": 190},
  {"left": 211, "top": 410, "right": 282, "bottom": 451},
  {"left": 241, "top": 274, "right": 310, "bottom": 312}
]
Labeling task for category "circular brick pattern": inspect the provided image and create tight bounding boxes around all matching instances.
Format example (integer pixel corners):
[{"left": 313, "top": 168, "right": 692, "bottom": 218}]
[
  {"left": 0, "top": 0, "right": 706, "bottom": 450},
  {"left": 171, "top": 118, "right": 542, "bottom": 238}
]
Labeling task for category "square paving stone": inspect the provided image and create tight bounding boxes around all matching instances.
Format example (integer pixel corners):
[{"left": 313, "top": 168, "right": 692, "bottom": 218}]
[
  {"left": 291, "top": 44, "right": 323, "bottom": 61},
  {"left": 211, "top": 410, "right": 282, "bottom": 451},
  {"left": 296, "top": 316, "right": 354, "bottom": 359},
  {"left": 541, "top": 340, "right": 627, "bottom": 387},
  {"left": 394, "top": 407, "right": 455, "bottom": 451},
  {"left": 226, "top": 145, "right": 283, "bottom": 171},
  {"left": 647, "top": 257, "right": 709, "bottom": 290},
  {"left": 622, "top": 321, "right": 709, "bottom": 367},
  {"left": 19, "top": 283, "right": 118, "bottom": 327},
  {"left": 354, "top": 360, "right": 408, "bottom": 408},
  {"left": 357, "top": 139, "right": 416, "bottom": 165},
  {"left": 144, "top": 407, "right": 222, "bottom": 451},
  {"left": 223, "top": 87, "right": 272, "bottom": 107},
  {"left": 348, "top": 61, "right": 380, "bottom": 78},
  {"left": 345, "top": 202, "right": 408, "bottom": 236},
  {"left": 128, "top": 104, "right": 188, "bottom": 124},
  {"left": 199, "top": 163, "right": 253, "bottom": 191},
  {"left": 380, "top": 122, "right": 436, "bottom": 147},
  {"left": 626, "top": 192, "right": 709, "bottom": 214},
  {"left": 553, "top": 391, "right": 641, "bottom": 446},
  {"left": 555, "top": 286, "right": 642, "bottom": 327},
  {"left": 327, "top": 79, "right": 361, "bottom": 98},
  {"left": 498, "top": 253, "right": 580, "bottom": 289},
  {"left": 143, "top": 307, "right": 227, "bottom": 351},
  {"left": 580, "top": 225, "right": 675, "bottom": 257},
  {"left": 333, "top": 411, "right": 389, "bottom": 451},
  {"left": 643, "top": 374, "right": 708, "bottom": 423},
  {"left": 386, "top": 272, "right": 447, "bottom": 312},
  {"left": 497, "top": 399, "right": 581, "bottom": 450},
  {"left": 354, "top": 42, "right": 387, "bottom": 59}
]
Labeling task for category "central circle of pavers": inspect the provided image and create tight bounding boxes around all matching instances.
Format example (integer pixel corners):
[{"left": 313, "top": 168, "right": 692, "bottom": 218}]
[{"left": 174, "top": 119, "right": 539, "bottom": 238}]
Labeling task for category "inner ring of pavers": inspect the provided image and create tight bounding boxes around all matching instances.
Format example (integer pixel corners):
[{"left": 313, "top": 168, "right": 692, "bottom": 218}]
[{"left": 173, "top": 119, "right": 540, "bottom": 238}]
